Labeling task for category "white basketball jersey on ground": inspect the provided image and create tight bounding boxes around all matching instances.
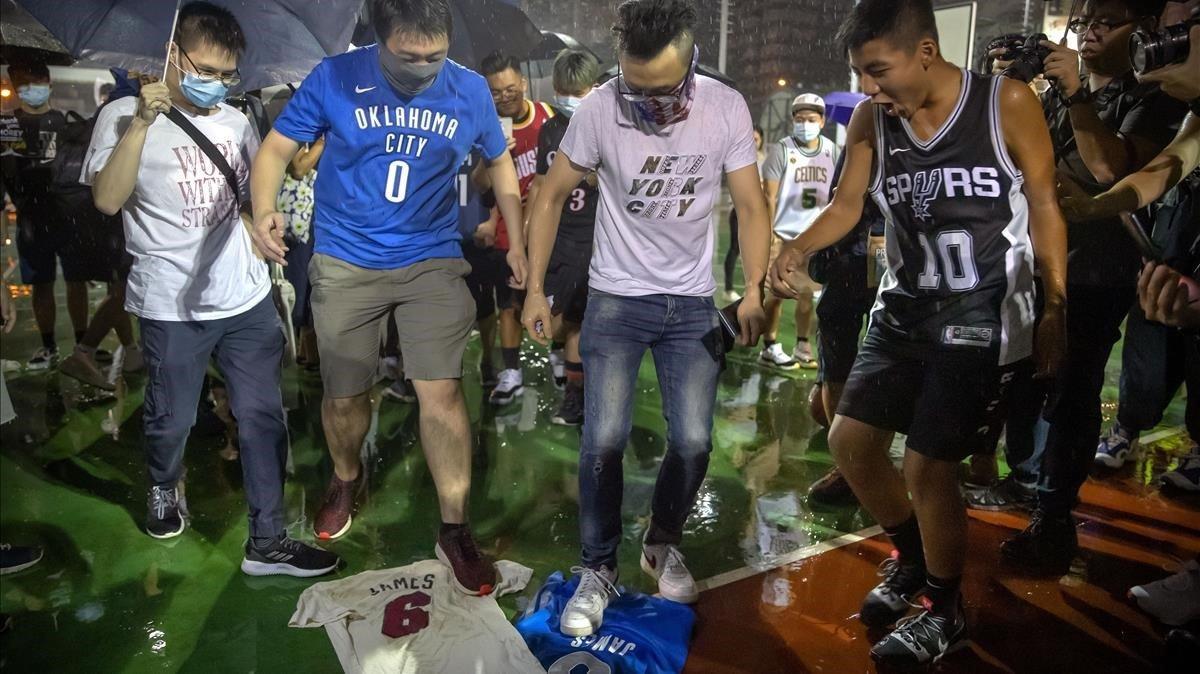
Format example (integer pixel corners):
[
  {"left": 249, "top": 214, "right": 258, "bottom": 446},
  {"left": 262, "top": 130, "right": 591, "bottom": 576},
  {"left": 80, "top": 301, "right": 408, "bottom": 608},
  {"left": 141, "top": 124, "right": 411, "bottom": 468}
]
[
  {"left": 773, "top": 135, "right": 839, "bottom": 240},
  {"left": 290, "top": 559, "right": 546, "bottom": 674}
]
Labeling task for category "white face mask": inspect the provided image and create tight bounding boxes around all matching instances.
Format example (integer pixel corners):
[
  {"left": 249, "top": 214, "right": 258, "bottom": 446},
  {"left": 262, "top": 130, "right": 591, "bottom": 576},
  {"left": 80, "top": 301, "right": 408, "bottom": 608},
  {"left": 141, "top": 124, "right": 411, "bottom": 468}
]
[
  {"left": 554, "top": 95, "right": 583, "bottom": 113},
  {"left": 794, "top": 121, "right": 822, "bottom": 142}
]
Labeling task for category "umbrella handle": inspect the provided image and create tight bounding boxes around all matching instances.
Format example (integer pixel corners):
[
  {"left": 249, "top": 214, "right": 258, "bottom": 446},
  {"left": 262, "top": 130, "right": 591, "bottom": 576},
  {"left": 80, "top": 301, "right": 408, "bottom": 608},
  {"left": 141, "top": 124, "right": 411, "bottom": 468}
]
[{"left": 162, "top": 0, "right": 182, "bottom": 82}]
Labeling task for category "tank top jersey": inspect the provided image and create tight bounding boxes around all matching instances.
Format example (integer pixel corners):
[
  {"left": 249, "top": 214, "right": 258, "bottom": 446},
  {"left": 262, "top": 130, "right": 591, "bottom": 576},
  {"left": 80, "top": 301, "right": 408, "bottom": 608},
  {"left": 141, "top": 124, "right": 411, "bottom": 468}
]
[
  {"left": 772, "top": 135, "right": 839, "bottom": 240},
  {"left": 496, "top": 100, "right": 555, "bottom": 251},
  {"left": 867, "top": 70, "right": 1037, "bottom": 366},
  {"left": 536, "top": 109, "right": 599, "bottom": 256}
]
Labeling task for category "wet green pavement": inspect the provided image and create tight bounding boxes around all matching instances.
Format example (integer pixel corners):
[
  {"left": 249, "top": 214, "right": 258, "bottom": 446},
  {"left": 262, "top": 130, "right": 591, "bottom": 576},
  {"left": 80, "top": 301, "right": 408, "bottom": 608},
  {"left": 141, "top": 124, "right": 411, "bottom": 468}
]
[{"left": 0, "top": 252, "right": 1190, "bottom": 673}]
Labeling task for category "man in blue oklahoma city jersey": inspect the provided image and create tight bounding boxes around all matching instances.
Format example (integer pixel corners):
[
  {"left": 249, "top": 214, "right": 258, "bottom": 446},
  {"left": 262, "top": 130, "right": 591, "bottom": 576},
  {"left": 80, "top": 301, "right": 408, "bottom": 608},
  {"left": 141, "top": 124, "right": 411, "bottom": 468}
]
[{"left": 250, "top": 0, "right": 526, "bottom": 595}]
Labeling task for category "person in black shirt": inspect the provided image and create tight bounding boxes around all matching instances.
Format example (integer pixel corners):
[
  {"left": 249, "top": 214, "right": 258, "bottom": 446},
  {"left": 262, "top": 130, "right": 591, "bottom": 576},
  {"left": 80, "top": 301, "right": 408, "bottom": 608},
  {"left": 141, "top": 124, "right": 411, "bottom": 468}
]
[
  {"left": 0, "top": 62, "right": 91, "bottom": 369},
  {"left": 532, "top": 49, "right": 602, "bottom": 427},
  {"left": 1000, "top": 0, "right": 1191, "bottom": 573}
]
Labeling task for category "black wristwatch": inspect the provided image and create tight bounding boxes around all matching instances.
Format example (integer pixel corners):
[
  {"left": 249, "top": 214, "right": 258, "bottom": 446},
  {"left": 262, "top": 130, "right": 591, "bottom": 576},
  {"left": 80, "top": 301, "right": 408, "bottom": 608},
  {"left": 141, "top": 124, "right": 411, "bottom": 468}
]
[{"left": 1062, "top": 85, "right": 1092, "bottom": 107}]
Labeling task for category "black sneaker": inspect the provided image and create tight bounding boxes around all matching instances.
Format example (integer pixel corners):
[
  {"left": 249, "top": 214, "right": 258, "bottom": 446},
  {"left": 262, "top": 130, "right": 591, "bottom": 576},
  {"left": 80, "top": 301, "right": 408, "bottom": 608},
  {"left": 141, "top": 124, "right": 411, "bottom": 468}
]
[
  {"left": 94, "top": 348, "right": 114, "bottom": 364},
  {"left": 146, "top": 486, "right": 186, "bottom": 539},
  {"left": 870, "top": 597, "right": 969, "bottom": 666},
  {"left": 860, "top": 551, "right": 927, "bottom": 628},
  {"left": 965, "top": 474, "right": 1036, "bottom": 512},
  {"left": 0, "top": 544, "right": 43, "bottom": 575},
  {"left": 1000, "top": 508, "right": 1078, "bottom": 574},
  {"left": 241, "top": 535, "right": 340, "bottom": 578},
  {"left": 552, "top": 385, "right": 584, "bottom": 426}
]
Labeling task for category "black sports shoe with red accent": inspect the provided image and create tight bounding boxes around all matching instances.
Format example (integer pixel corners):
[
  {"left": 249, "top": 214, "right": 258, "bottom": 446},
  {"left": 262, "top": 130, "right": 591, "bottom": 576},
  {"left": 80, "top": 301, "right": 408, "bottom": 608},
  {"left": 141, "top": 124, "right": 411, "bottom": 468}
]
[
  {"left": 435, "top": 526, "right": 497, "bottom": 596},
  {"left": 314, "top": 468, "right": 364, "bottom": 541}
]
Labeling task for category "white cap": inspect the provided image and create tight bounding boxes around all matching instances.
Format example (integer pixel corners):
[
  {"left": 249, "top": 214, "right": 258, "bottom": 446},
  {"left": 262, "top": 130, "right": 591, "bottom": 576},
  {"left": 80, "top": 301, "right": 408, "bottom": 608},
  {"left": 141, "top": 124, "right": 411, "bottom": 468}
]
[{"left": 791, "top": 93, "right": 825, "bottom": 115}]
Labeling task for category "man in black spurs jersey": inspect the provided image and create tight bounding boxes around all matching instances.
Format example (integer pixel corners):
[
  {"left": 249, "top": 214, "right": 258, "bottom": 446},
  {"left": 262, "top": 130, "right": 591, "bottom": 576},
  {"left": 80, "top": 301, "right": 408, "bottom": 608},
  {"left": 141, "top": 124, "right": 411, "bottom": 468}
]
[{"left": 771, "top": 0, "right": 1067, "bottom": 666}]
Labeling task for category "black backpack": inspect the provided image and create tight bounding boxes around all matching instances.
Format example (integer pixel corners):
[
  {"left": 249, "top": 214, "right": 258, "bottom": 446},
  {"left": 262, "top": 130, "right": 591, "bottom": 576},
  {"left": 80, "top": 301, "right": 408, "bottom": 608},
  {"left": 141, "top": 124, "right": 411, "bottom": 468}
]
[{"left": 49, "top": 109, "right": 121, "bottom": 232}]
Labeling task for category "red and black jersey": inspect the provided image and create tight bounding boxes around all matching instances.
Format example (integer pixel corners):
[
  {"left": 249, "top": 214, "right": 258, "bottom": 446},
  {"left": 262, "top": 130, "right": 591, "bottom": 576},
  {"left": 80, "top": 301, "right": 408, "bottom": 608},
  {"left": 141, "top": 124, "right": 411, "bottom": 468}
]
[{"left": 495, "top": 100, "right": 554, "bottom": 251}]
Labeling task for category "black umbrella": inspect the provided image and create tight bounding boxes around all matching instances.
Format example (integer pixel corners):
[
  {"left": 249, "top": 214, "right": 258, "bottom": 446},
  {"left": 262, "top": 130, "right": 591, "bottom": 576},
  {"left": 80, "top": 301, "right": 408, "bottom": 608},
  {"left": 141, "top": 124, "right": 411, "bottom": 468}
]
[
  {"left": 602, "top": 62, "right": 736, "bottom": 89},
  {"left": 0, "top": 0, "right": 72, "bottom": 65},
  {"left": 527, "top": 31, "right": 598, "bottom": 63},
  {"left": 353, "top": 0, "right": 541, "bottom": 69},
  {"left": 15, "top": 0, "right": 361, "bottom": 92}
]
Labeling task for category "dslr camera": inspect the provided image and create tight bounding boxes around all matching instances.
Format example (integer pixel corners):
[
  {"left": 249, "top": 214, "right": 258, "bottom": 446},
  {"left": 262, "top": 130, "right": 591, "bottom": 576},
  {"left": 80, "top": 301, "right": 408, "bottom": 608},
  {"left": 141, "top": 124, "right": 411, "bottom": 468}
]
[
  {"left": 1130, "top": 7, "right": 1199, "bottom": 75},
  {"left": 987, "top": 33, "right": 1053, "bottom": 83}
]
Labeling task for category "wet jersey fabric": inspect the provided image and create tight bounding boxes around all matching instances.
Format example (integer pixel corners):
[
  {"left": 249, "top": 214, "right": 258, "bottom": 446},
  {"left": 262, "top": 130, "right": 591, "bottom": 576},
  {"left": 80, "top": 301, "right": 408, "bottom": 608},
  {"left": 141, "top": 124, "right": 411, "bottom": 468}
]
[
  {"left": 537, "top": 108, "right": 599, "bottom": 257},
  {"left": 495, "top": 100, "right": 555, "bottom": 251},
  {"left": 273, "top": 45, "right": 508, "bottom": 270},
  {"left": 516, "top": 571, "right": 695, "bottom": 674},
  {"left": 867, "top": 70, "right": 1036, "bottom": 366},
  {"left": 290, "top": 559, "right": 545, "bottom": 674}
]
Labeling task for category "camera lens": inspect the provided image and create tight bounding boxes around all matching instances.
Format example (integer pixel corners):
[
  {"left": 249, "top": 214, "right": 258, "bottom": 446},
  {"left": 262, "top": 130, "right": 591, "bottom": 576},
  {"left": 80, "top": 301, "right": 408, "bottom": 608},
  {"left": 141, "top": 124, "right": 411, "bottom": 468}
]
[{"left": 1130, "top": 31, "right": 1151, "bottom": 73}]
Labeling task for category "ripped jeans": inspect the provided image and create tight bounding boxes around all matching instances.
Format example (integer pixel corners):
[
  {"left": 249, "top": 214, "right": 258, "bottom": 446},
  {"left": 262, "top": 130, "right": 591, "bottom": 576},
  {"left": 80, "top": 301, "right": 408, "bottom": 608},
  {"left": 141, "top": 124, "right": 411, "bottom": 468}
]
[{"left": 578, "top": 291, "right": 724, "bottom": 570}]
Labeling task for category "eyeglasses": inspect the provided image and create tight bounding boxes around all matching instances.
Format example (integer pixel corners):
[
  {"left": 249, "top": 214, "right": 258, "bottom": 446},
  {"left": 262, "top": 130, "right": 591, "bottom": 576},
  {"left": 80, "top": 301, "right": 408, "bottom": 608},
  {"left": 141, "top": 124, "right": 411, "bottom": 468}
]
[
  {"left": 617, "top": 46, "right": 698, "bottom": 105},
  {"left": 175, "top": 44, "right": 242, "bottom": 87},
  {"left": 1067, "top": 17, "right": 1136, "bottom": 35},
  {"left": 489, "top": 86, "right": 522, "bottom": 101}
]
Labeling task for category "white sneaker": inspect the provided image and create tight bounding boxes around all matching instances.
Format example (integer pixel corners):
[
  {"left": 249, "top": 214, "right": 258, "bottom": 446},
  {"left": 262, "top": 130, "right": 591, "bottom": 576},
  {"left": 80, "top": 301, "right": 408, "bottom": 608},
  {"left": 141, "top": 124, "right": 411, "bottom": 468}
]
[
  {"left": 641, "top": 537, "right": 699, "bottom": 604},
  {"left": 488, "top": 368, "right": 524, "bottom": 406},
  {"left": 549, "top": 350, "right": 566, "bottom": 390},
  {"left": 759, "top": 343, "right": 799, "bottom": 370},
  {"left": 793, "top": 341, "right": 818, "bottom": 369},
  {"left": 27, "top": 346, "right": 58, "bottom": 370},
  {"left": 560, "top": 565, "right": 619, "bottom": 637},
  {"left": 1130, "top": 559, "right": 1200, "bottom": 626}
]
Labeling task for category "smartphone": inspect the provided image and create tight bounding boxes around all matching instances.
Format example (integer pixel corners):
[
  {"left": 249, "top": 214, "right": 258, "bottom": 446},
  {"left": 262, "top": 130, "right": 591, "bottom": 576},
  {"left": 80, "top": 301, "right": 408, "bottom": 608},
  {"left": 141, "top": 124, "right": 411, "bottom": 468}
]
[
  {"left": 1119, "top": 212, "right": 1164, "bottom": 262},
  {"left": 500, "top": 116, "right": 513, "bottom": 141},
  {"left": 718, "top": 299, "right": 742, "bottom": 352}
]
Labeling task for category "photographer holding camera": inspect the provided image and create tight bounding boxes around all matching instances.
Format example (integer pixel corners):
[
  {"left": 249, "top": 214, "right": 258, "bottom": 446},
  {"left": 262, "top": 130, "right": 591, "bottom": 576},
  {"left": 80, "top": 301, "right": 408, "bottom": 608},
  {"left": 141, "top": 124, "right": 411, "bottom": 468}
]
[{"left": 998, "top": 0, "right": 1191, "bottom": 573}]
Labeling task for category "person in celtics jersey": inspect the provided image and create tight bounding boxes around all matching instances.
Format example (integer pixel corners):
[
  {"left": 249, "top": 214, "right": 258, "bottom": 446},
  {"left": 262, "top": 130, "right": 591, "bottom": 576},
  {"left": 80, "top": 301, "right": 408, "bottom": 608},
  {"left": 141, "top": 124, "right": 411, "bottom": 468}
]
[{"left": 760, "top": 94, "right": 840, "bottom": 370}]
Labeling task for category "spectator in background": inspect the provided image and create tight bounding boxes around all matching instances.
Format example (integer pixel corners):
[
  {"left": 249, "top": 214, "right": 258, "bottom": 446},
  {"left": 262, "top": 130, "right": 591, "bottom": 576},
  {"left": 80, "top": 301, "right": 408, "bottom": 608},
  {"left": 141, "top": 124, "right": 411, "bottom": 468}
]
[
  {"left": 1001, "top": 0, "right": 1191, "bottom": 574},
  {"left": 0, "top": 62, "right": 92, "bottom": 370},
  {"left": 722, "top": 124, "right": 765, "bottom": 303},
  {"left": 479, "top": 51, "right": 556, "bottom": 405}
]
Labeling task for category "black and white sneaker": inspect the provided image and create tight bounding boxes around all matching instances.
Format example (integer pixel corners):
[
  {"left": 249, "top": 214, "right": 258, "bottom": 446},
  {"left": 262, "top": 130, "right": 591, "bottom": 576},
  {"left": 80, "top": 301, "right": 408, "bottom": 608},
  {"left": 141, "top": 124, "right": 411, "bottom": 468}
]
[
  {"left": 489, "top": 368, "right": 524, "bottom": 406},
  {"left": 146, "top": 485, "right": 186, "bottom": 539},
  {"left": 0, "top": 544, "right": 43, "bottom": 575},
  {"left": 241, "top": 535, "right": 340, "bottom": 578},
  {"left": 382, "top": 378, "right": 417, "bottom": 404},
  {"left": 549, "top": 350, "right": 567, "bottom": 390},
  {"left": 27, "top": 346, "right": 58, "bottom": 371},
  {"left": 870, "top": 598, "right": 969, "bottom": 667},
  {"left": 860, "top": 551, "right": 927, "bottom": 628}
]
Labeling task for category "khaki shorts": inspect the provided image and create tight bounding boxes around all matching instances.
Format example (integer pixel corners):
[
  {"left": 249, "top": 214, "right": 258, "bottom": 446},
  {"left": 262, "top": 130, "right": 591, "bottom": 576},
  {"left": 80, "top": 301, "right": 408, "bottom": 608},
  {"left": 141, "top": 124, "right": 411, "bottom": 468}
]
[
  {"left": 310, "top": 254, "right": 475, "bottom": 397},
  {"left": 769, "top": 235, "right": 822, "bottom": 293}
]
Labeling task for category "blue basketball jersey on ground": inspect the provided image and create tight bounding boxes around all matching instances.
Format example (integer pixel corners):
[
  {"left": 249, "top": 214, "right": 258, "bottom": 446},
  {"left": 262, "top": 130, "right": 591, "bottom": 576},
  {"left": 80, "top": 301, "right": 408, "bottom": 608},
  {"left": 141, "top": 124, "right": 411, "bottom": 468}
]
[
  {"left": 515, "top": 572, "right": 695, "bottom": 674},
  {"left": 273, "top": 45, "right": 507, "bottom": 270}
]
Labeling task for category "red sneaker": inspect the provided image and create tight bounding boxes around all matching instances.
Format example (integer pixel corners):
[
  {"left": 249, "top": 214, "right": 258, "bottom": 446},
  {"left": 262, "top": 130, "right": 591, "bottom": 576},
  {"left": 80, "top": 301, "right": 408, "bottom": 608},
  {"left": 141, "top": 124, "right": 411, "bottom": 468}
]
[
  {"left": 435, "top": 526, "right": 497, "bottom": 596},
  {"left": 314, "top": 468, "right": 363, "bottom": 541}
]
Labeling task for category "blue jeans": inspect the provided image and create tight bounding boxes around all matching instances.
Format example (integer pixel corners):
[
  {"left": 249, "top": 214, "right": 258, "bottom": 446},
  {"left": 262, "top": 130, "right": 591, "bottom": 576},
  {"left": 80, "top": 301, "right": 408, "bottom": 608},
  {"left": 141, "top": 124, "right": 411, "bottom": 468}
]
[
  {"left": 140, "top": 295, "right": 288, "bottom": 538},
  {"left": 578, "top": 292, "right": 724, "bottom": 570}
]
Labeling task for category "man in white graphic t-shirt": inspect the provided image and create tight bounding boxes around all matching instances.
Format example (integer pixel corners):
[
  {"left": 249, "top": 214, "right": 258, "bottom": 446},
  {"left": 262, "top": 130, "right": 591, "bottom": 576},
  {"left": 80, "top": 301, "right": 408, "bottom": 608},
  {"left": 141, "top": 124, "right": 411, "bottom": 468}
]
[
  {"left": 521, "top": 0, "right": 770, "bottom": 637},
  {"left": 82, "top": 1, "right": 336, "bottom": 577}
]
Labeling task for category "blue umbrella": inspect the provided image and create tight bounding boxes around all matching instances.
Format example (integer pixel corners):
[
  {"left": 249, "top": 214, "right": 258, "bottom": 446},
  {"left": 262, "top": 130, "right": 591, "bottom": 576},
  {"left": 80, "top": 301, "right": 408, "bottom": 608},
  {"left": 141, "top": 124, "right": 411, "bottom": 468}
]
[
  {"left": 823, "top": 91, "right": 869, "bottom": 126},
  {"left": 14, "top": 0, "right": 361, "bottom": 92}
]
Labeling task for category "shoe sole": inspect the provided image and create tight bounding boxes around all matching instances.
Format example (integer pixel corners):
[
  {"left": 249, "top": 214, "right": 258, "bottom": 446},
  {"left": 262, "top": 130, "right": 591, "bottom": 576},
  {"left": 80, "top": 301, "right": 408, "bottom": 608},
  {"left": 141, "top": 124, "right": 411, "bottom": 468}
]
[
  {"left": 434, "top": 542, "right": 495, "bottom": 596},
  {"left": 559, "top": 617, "right": 601, "bottom": 637},
  {"left": 1094, "top": 453, "right": 1130, "bottom": 469},
  {"left": 240, "top": 558, "right": 338, "bottom": 578},
  {"left": 870, "top": 637, "right": 971, "bottom": 667},
  {"left": 639, "top": 551, "right": 698, "bottom": 604},
  {"left": 147, "top": 519, "right": 187, "bottom": 540},
  {"left": 316, "top": 513, "right": 353, "bottom": 541},
  {"left": 551, "top": 416, "right": 582, "bottom": 427},
  {"left": 759, "top": 357, "right": 800, "bottom": 371},
  {"left": 381, "top": 391, "right": 416, "bottom": 404}
]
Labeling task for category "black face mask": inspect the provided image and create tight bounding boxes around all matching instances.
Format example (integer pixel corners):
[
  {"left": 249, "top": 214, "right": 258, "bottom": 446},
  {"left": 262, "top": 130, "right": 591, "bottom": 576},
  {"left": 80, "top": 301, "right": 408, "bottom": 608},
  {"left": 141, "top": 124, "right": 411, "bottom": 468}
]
[{"left": 378, "top": 45, "right": 445, "bottom": 96}]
